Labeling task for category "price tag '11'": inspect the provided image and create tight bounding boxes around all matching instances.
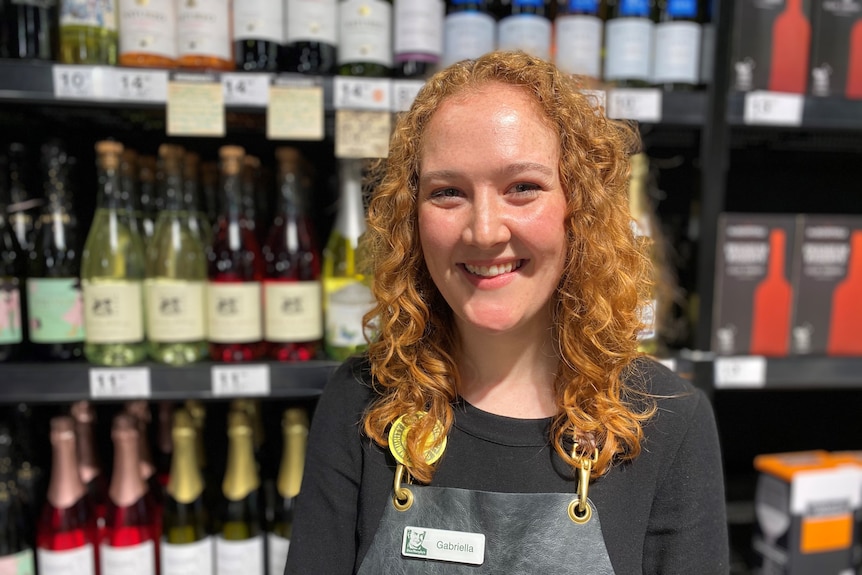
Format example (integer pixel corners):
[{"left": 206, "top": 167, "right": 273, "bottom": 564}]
[
  {"left": 211, "top": 365, "right": 271, "bottom": 397},
  {"left": 743, "top": 91, "right": 804, "bottom": 126},
  {"left": 89, "top": 368, "right": 152, "bottom": 399}
]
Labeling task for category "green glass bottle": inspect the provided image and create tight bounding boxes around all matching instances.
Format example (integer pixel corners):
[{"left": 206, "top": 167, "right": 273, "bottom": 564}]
[
  {"left": 337, "top": 0, "right": 393, "bottom": 77},
  {"left": 145, "top": 145, "right": 208, "bottom": 366},
  {"left": 81, "top": 140, "right": 147, "bottom": 366},
  {"left": 58, "top": 0, "right": 118, "bottom": 65}
]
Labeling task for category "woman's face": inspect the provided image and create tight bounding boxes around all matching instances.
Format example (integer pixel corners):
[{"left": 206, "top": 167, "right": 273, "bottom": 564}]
[{"left": 417, "top": 83, "right": 568, "bottom": 337}]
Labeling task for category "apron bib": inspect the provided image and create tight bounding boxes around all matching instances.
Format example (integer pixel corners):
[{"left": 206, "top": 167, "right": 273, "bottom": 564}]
[{"left": 357, "top": 484, "right": 616, "bottom": 574}]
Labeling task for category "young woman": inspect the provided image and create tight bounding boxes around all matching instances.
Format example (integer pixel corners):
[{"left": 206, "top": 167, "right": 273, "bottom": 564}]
[{"left": 285, "top": 51, "right": 728, "bottom": 574}]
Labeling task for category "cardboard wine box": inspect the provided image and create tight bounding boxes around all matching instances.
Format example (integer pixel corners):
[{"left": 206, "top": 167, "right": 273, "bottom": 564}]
[
  {"left": 712, "top": 213, "right": 800, "bottom": 356},
  {"left": 753, "top": 451, "right": 862, "bottom": 575},
  {"left": 809, "top": 0, "right": 862, "bottom": 99},
  {"left": 732, "top": 0, "right": 813, "bottom": 93},
  {"left": 790, "top": 214, "right": 862, "bottom": 355}
]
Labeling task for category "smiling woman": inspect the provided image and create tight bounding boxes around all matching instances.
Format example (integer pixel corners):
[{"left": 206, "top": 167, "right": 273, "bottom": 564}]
[{"left": 285, "top": 51, "right": 729, "bottom": 575}]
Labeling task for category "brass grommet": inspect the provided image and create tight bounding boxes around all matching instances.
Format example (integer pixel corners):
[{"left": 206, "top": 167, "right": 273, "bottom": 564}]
[
  {"left": 393, "top": 487, "right": 414, "bottom": 511},
  {"left": 568, "top": 499, "right": 592, "bottom": 524}
]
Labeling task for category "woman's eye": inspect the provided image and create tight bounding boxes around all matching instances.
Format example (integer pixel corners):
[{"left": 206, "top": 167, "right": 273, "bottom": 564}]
[
  {"left": 511, "top": 183, "right": 540, "bottom": 195},
  {"left": 430, "top": 188, "right": 461, "bottom": 199}
]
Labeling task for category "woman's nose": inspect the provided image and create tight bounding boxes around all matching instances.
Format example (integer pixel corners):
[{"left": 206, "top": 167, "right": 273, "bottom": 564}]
[{"left": 463, "top": 195, "right": 511, "bottom": 248}]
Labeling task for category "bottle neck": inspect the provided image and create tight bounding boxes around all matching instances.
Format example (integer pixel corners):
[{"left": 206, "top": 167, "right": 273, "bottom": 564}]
[
  {"left": 74, "top": 418, "right": 101, "bottom": 486},
  {"left": 97, "top": 166, "right": 122, "bottom": 211},
  {"left": 221, "top": 172, "right": 244, "bottom": 222},
  {"left": 167, "top": 433, "right": 203, "bottom": 504},
  {"left": 110, "top": 430, "right": 148, "bottom": 508},
  {"left": 767, "top": 229, "right": 786, "bottom": 279},
  {"left": 335, "top": 160, "right": 366, "bottom": 243},
  {"left": 47, "top": 428, "right": 86, "bottom": 510},
  {"left": 847, "top": 231, "right": 862, "bottom": 279},
  {"left": 162, "top": 168, "right": 184, "bottom": 213},
  {"left": 223, "top": 427, "right": 259, "bottom": 501},
  {"left": 278, "top": 416, "right": 308, "bottom": 499},
  {"left": 276, "top": 170, "right": 305, "bottom": 218}
]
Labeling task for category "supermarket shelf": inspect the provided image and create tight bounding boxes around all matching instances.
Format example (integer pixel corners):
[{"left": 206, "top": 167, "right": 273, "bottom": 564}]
[
  {"left": 704, "top": 354, "right": 862, "bottom": 390},
  {"left": 727, "top": 91, "right": 862, "bottom": 130},
  {"left": 0, "top": 360, "right": 338, "bottom": 403}
]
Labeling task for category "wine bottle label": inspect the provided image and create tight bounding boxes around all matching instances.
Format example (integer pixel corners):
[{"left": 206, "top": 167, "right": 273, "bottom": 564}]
[
  {"left": 81, "top": 280, "right": 144, "bottom": 344},
  {"left": 37, "top": 544, "right": 95, "bottom": 575},
  {"left": 604, "top": 18, "right": 655, "bottom": 82},
  {"left": 324, "top": 279, "right": 375, "bottom": 347},
  {"left": 498, "top": 15, "right": 552, "bottom": 61},
  {"left": 442, "top": 11, "right": 495, "bottom": 67},
  {"left": 638, "top": 298, "right": 657, "bottom": 340},
  {"left": 616, "top": 0, "right": 651, "bottom": 17},
  {"left": 161, "top": 537, "right": 214, "bottom": 575},
  {"left": 285, "top": 0, "right": 338, "bottom": 45},
  {"left": 215, "top": 536, "right": 264, "bottom": 575},
  {"left": 59, "top": 0, "right": 118, "bottom": 30},
  {"left": 653, "top": 21, "right": 701, "bottom": 83},
  {"left": 118, "top": 0, "right": 177, "bottom": 59},
  {"left": 665, "top": 0, "right": 698, "bottom": 18},
  {"left": 233, "top": 0, "right": 283, "bottom": 43},
  {"left": 267, "top": 533, "right": 290, "bottom": 575},
  {"left": 145, "top": 279, "right": 206, "bottom": 342},
  {"left": 0, "top": 279, "right": 23, "bottom": 345},
  {"left": 264, "top": 281, "right": 323, "bottom": 342},
  {"left": 177, "top": 0, "right": 231, "bottom": 60},
  {"left": 0, "top": 548, "right": 34, "bottom": 575},
  {"left": 394, "top": 0, "right": 444, "bottom": 58},
  {"left": 100, "top": 540, "right": 155, "bottom": 575},
  {"left": 26, "top": 278, "right": 85, "bottom": 344},
  {"left": 338, "top": 0, "right": 393, "bottom": 67},
  {"left": 565, "top": 0, "right": 599, "bottom": 11},
  {"left": 206, "top": 282, "right": 262, "bottom": 343},
  {"left": 554, "top": 15, "right": 603, "bottom": 77}
]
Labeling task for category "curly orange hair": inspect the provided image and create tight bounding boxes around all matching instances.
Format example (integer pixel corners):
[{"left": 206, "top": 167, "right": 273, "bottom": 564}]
[{"left": 362, "top": 51, "right": 656, "bottom": 484}]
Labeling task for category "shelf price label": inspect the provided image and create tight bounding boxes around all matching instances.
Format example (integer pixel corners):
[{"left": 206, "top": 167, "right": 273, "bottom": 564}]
[
  {"left": 89, "top": 367, "right": 152, "bottom": 399},
  {"left": 52, "top": 65, "right": 108, "bottom": 100},
  {"left": 167, "top": 73, "right": 225, "bottom": 137},
  {"left": 392, "top": 79, "right": 425, "bottom": 112},
  {"left": 221, "top": 73, "right": 271, "bottom": 107},
  {"left": 743, "top": 91, "right": 804, "bottom": 126},
  {"left": 211, "top": 364, "right": 271, "bottom": 397},
  {"left": 111, "top": 68, "right": 169, "bottom": 102},
  {"left": 334, "top": 76, "right": 392, "bottom": 111},
  {"left": 268, "top": 77, "right": 324, "bottom": 141},
  {"left": 580, "top": 89, "right": 607, "bottom": 112},
  {"left": 608, "top": 88, "right": 663, "bottom": 123},
  {"left": 335, "top": 109, "right": 391, "bottom": 159},
  {"left": 713, "top": 356, "right": 767, "bottom": 389}
]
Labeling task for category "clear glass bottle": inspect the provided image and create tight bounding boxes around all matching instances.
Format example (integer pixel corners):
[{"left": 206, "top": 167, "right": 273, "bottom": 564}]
[
  {"left": 118, "top": 0, "right": 177, "bottom": 68},
  {"left": 337, "top": 0, "right": 393, "bottom": 77},
  {"left": 58, "top": 0, "right": 118, "bottom": 65},
  {"left": 233, "top": 0, "right": 282, "bottom": 71},
  {"left": 177, "top": 0, "right": 234, "bottom": 71},
  {"left": 281, "top": 0, "right": 338, "bottom": 74}
]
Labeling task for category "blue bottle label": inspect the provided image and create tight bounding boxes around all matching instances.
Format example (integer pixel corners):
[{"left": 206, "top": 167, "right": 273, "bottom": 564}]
[
  {"left": 513, "top": 0, "right": 544, "bottom": 6},
  {"left": 618, "top": 0, "right": 651, "bottom": 17},
  {"left": 568, "top": 0, "right": 600, "bottom": 13},
  {"left": 666, "top": 0, "right": 698, "bottom": 18}
]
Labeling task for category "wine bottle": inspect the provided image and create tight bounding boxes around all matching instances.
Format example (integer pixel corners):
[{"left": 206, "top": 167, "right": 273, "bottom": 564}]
[
  {"left": 161, "top": 407, "right": 213, "bottom": 575},
  {"left": 36, "top": 416, "right": 98, "bottom": 575},
  {"left": 768, "top": 0, "right": 811, "bottom": 93},
  {"left": 653, "top": 0, "right": 703, "bottom": 89},
  {"left": 4, "top": 0, "right": 56, "bottom": 60},
  {"left": 177, "top": 0, "right": 234, "bottom": 71},
  {"left": 281, "top": 0, "right": 338, "bottom": 74},
  {"left": 58, "top": 0, "right": 118, "bottom": 65},
  {"left": 201, "top": 161, "right": 220, "bottom": 226},
  {"left": 555, "top": 0, "right": 604, "bottom": 80},
  {"left": 322, "top": 159, "right": 375, "bottom": 360},
  {"left": 118, "top": 0, "right": 177, "bottom": 68},
  {"left": 628, "top": 153, "right": 660, "bottom": 355},
  {"left": 750, "top": 229, "right": 793, "bottom": 356},
  {"left": 70, "top": 401, "right": 108, "bottom": 528},
  {"left": 338, "top": 0, "right": 393, "bottom": 77},
  {"left": 12, "top": 404, "right": 45, "bottom": 540},
  {"left": 0, "top": 478, "right": 36, "bottom": 574},
  {"left": 183, "top": 151, "right": 213, "bottom": 250},
  {"left": 263, "top": 148, "right": 323, "bottom": 362},
  {"left": 145, "top": 144, "right": 208, "bottom": 366},
  {"left": 155, "top": 402, "right": 173, "bottom": 491},
  {"left": 267, "top": 407, "right": 309, "bottom": 575},
  {"left": 137, "top": 155, "right": 157, "bottom": 242},
  {"left": 240, "top": 155, "right": 263, "bottom": 245},
  {"left": 229, "top": 399, "right": 265, "bottom": 459},
  {"left": 497, "top": 0, "right": 552, "bottom": 61},
  {"left": 828, "top": 231, "right": 862, "bottom": 355},
  {"left": 393, "top": 0, "right": 444, "bottom": 78},
  {"left": 604, "top": 0, "right": 657, "bottom": 87},
  {"left": 81, "top": 141, "right": 147, "bottom": 367},
  {"left": 102, "top": 414, "right": 158, "bottom": 575},
  {"left": 206, "top": 146, "right": 265, "bottom": 362},
  {"left": 123, "top": 401, "right": 160, "bottom": 502},
  {"left": 0, "top": 156, "right": 25, "bottom": 363},
  {"left": 26, "top": 140, "right": 85, "bottom": 362},
  {"left": 442, "top": 0, "right": 496, "bottom": 67},
  {"left": 216, "top": 411, "right": 264, "bottom": 575},
  {"left": 6, "top": 142, "right": 38, "bottom": 253},
  {"left": 119, "top": 149, "right": 145, "bottom": 240},
  {"left": 233, "top": 0, "right": 283, "bottom": 71}
]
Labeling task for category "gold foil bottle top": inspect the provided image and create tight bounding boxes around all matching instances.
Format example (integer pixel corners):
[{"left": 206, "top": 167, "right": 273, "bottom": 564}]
[
  {"left": 219, "top": 145, "right": 245, "bottom": 176},
  {"left": 230, "top": 399, "right": 264, "bottom": 452},
  {"left": 47, "top": 415, "right": 86, "bottom": 510},
  {"left": 185, "top": 400, "right": 207, "bottom": 470},
  {"left": 95, "top": 140, "right": 124, "bottom": 170},
  {"left": 278, "top": 407, "right": 309, "bottom": 499},
  {"left": 167, "top": 408, "right": 203, "bottom": 504},
  {"left": 223, "top": 411, "right": 259, "bottom": 501}
]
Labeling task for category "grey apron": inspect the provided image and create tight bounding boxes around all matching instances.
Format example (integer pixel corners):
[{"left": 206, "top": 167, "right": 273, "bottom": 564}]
[{"left": 356, "top": 482, "right": 616, "bottom": 574}]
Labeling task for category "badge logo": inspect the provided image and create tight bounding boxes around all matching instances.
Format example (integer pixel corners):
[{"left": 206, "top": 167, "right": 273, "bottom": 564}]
[
  {"left": 403, "top": 528, "right": 428, "bottom": 557},
  {"left": 388, "top": 412, "right": 447, "bottom": 466}
]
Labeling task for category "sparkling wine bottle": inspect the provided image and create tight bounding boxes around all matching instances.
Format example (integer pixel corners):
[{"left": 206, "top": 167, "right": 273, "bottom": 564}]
[
  {"left": 0, "top": 477, "right": 36, "bottom": 574},
  {"left": 70, "top": 401, "right": 108, "bottom": 530},
  {"left": 81, "top": 141, "right": 147, "bottom": 367},
  {"left": 36, "top": 416, "right": 98, "bottom": 575},
  {"left": 145, "top": 144, "right": 208, "bottom": 366},
  {"left": 263, "top": 148, "right": 323, "bottom": 362},
  {"left": 233, "top": 0, "right": 283, "bottom": 71},
  {"left": 206, "top": 146, "right": 265, "bottom": 362},
  {"left": 101, "top": 414, "right": 158, "bottom": 575}
]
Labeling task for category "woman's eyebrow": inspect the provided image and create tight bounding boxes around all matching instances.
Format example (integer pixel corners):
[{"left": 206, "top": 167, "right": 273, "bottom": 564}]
[{"left": 419, "top": 162, "right": 554, "bottom": 187}]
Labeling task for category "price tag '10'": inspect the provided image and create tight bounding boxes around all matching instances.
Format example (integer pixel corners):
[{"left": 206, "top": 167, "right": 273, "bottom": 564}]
[
  {"left": 53, "top": 65, "right": 107, "bottom": 100},
  {"left": 211, "top": 365, "right": 271, "bottom": 397},
  {"left": 89, "top": 368, "right": 152, "bottom": 399}
]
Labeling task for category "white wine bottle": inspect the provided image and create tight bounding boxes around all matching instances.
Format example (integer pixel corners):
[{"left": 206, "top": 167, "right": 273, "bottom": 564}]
[
  {"left": 267, "top": 407, "right": 309, "bottom": 575},
  {"left": 337, "top": 0, "right": 393, "bottom": 77},
  {"left": 145, "top": 145, "right": 208, "bottom": 365},
  {"left": 161, "top": 408, "right": 213, "bottom": 575},
  {"left": 81, "top": 141, "right": 147, "bottom": 366},
  {"left": 322, "top": 159, "right": 375, "bottom": 360},
  {"left": 628, "top": 153, "right": 660, "bottom": 355},
  {"left": 215, "top": 411, "right": 264, "bottom": 575}
]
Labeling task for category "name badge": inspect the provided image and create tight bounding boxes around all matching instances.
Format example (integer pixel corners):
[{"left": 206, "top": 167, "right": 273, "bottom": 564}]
[{"left": 401, "top": 526, "right": 486, "bottom": 566}]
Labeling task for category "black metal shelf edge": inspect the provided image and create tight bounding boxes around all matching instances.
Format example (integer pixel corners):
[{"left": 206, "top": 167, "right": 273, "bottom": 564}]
[
  {"left": 0, "top": 360, "right": 338, "bottom": 403},
  {"left": 658, "top": 90, "right": 706, "bottom": 127},
  {"left": 727, "top": 91, "right": 862, "bottom": 130},
  {"left": 706, "top": 355, "right": 862, "bottom": 390}
]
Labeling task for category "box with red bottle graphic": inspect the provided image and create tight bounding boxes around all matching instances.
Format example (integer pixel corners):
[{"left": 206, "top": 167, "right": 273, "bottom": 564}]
[
  {"left": 712, "top": 213, "right": 800, "bottom": 356},
  {"left": 809, "top": 0, "right": 862, "bottom": 99},
  {"left": 790, "top": 214, "right": 862, "bottom": 355}
]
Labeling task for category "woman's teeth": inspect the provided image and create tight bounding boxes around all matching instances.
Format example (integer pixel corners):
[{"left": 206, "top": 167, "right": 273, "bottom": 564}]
[{"left": 464, "top": 260, "right": 522, "bottom": 278}]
